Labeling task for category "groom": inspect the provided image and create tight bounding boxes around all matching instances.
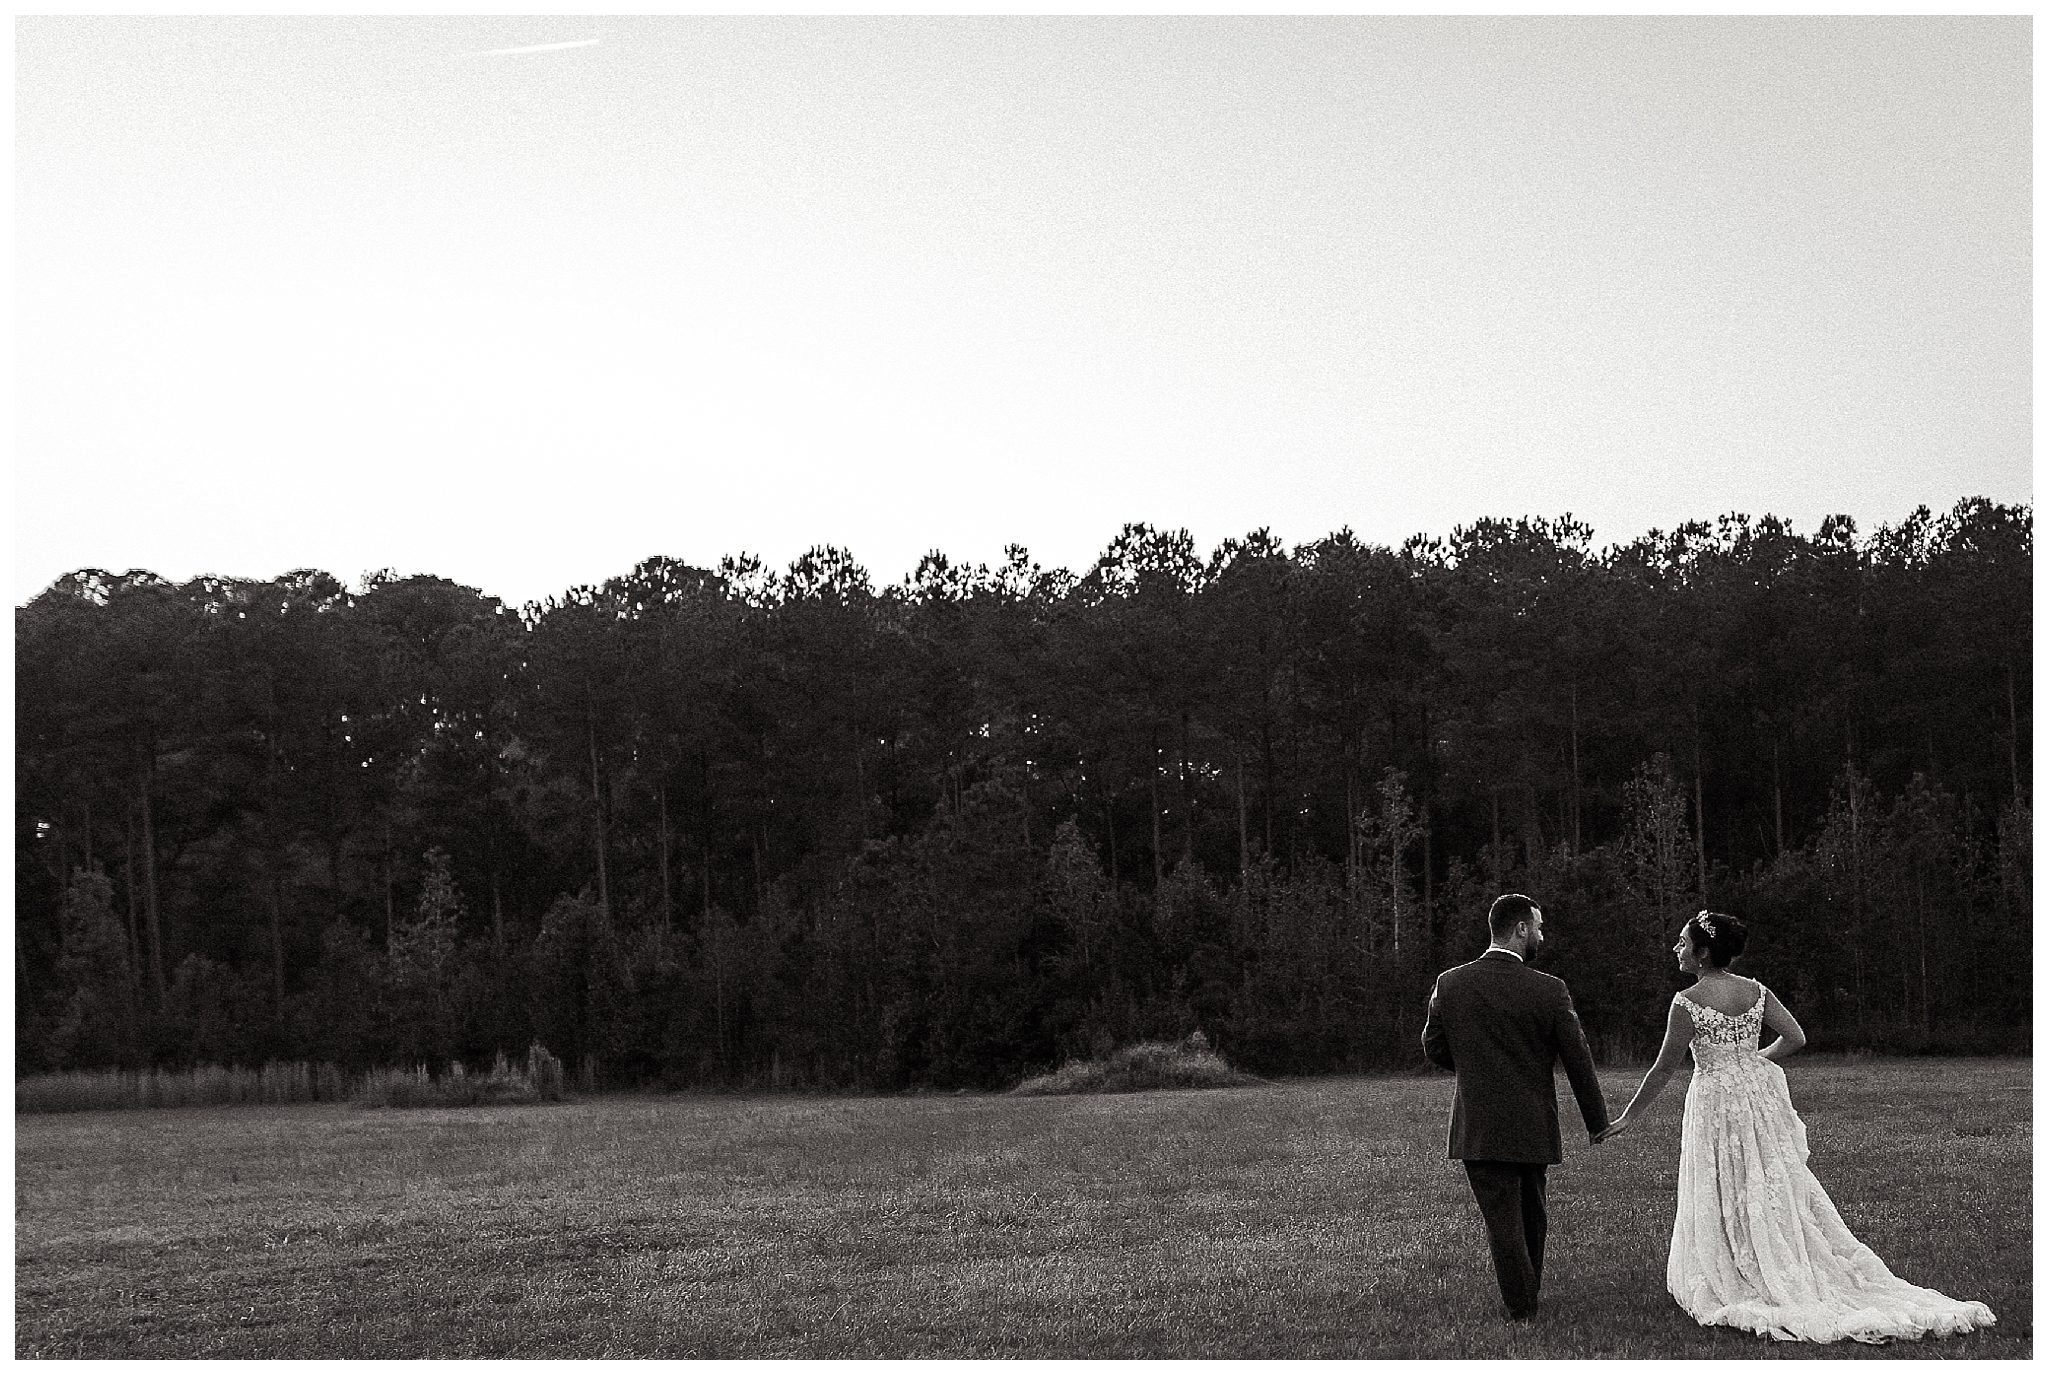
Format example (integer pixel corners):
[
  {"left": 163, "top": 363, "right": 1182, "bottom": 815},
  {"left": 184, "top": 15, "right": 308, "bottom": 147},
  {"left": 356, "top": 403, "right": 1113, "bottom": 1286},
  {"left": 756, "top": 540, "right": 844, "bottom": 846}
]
[{"left": 1421, "top": 893, "right": 1611, "bottom": 1322}]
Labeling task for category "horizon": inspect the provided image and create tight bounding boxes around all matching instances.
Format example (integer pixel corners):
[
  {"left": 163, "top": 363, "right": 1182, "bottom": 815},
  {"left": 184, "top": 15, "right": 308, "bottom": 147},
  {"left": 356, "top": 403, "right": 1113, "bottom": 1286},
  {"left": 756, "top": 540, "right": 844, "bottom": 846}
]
[{"left": 21, "top": 491, "right": 2026, "bottom": 611}]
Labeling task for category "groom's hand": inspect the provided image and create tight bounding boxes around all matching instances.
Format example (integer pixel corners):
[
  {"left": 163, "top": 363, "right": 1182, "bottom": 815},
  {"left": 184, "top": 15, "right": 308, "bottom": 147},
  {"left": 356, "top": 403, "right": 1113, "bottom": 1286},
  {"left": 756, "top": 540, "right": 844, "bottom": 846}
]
[{"left": 1594, "top": 1115, "right": 1632, "bottom": 1143}]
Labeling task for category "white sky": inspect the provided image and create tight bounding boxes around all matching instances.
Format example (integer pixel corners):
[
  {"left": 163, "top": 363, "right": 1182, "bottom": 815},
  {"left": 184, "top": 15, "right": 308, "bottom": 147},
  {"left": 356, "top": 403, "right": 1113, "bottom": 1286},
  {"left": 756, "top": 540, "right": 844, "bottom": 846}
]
[{"left": 15, "top": 16, "right": 2032, "bottom": 608}]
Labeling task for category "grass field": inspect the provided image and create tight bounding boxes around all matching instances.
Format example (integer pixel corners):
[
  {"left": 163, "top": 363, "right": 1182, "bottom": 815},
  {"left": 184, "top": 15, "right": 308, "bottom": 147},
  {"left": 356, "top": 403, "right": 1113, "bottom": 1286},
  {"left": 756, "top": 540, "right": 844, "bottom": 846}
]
[{"left": 15, "top": 1058, "right": 2029, "bottom": 1358}]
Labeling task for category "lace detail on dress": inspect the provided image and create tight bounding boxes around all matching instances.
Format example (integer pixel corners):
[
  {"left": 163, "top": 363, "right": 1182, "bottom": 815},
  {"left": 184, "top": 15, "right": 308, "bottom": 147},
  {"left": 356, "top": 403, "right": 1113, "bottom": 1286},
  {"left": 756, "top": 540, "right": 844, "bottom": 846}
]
[
  {"left": 1678, "top": 984, "right": 1767, "bottom": 1079},
  {"left": 1665, "top": 981, "right": 1996, "bottom": 1344},
  {"left": 1679, "top": 983, "right": 1766, "bottom": 1045}
]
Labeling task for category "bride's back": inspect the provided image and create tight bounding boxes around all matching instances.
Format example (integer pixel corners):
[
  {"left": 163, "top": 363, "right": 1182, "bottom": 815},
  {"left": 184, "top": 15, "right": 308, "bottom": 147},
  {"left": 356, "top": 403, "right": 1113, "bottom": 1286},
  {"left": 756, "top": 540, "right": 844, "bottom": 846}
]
[{"left": 1683, "top": 974, "right": 1764, "bottom": 1019}]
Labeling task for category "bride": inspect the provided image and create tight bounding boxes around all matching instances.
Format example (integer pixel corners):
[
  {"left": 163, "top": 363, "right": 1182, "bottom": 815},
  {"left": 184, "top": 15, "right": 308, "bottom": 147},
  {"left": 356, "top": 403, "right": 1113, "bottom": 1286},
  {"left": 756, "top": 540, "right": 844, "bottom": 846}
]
[{"left": 1601, "top": 910, "right": 1996, "bottom": 1343}]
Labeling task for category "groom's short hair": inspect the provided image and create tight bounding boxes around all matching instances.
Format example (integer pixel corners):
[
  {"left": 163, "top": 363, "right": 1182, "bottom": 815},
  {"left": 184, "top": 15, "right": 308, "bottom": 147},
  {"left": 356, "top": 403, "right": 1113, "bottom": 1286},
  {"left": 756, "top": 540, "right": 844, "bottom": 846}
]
[{"left": 1488, "top": 893, "right": 1539, "bottom": 938}]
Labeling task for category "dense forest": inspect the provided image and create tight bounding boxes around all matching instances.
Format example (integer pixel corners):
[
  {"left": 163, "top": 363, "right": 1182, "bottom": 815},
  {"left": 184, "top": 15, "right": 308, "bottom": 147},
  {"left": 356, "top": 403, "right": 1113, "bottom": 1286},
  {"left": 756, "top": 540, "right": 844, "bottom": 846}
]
[{"left": 16, "top": 498, "right": 2031, "bottom": 1088}]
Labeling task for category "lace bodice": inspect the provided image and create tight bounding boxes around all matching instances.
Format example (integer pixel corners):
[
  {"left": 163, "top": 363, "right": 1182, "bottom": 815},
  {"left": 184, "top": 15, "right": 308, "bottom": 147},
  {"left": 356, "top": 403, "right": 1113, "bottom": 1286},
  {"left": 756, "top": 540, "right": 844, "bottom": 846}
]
[{"left": 1678, "top": 983, "right": 1766, "bottom": 1072}]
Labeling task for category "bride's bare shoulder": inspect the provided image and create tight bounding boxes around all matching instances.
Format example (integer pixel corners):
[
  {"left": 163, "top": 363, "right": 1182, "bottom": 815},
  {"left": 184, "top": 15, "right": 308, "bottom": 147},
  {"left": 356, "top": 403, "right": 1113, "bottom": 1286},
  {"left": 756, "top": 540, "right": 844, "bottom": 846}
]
[{"left": 1686, "top": 975, "right": 1764, "bottom": 1016}]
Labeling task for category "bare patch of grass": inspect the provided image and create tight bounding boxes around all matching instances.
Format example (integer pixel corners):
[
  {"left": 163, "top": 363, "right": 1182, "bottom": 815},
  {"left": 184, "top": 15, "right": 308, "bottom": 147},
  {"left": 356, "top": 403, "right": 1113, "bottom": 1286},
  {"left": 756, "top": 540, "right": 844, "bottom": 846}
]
[
  {"left": 1010, "top": 1038, "right": 1260, "bottom": 1096},
  {"left": 14, "top": 1058, "right": 2028, "bottom": 1358}
]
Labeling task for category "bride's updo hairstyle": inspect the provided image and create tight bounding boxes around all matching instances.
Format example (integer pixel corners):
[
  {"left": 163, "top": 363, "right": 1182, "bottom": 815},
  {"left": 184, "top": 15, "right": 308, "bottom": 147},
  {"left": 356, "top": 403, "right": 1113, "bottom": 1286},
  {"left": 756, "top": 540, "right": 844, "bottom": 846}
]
[{"left": 1686, "top": 910, "right": 1748, "bottom": 968}]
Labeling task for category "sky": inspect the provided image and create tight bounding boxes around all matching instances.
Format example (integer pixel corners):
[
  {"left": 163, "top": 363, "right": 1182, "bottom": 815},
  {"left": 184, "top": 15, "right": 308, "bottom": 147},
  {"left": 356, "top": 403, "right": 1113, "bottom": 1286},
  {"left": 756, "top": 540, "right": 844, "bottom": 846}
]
[{"left": 15, "top": 15, "right": 2032, "bottom": 609}]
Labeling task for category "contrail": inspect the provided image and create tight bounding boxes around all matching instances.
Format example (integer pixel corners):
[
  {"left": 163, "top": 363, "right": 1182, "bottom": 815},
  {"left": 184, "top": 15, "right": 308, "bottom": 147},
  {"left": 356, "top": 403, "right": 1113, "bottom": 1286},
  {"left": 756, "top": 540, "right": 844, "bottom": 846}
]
[{"left": 457, "top": 38, "right": 601, "bottom": 59}]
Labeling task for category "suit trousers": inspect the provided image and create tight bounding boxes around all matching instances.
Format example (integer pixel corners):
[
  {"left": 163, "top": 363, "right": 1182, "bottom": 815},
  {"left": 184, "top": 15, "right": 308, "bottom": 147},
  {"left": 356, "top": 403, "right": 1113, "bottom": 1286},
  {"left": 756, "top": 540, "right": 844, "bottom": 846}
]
[{"left": 1463, "top": 1160, "right": 1549, "bottom": 1318}]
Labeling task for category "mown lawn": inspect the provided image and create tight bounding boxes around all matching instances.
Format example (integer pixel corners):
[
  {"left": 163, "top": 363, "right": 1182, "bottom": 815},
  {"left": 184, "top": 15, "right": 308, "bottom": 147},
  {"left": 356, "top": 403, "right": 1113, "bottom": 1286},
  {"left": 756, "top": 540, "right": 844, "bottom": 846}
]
[{"left": 14, "top": 1058, "right": 2029, "bottom": 1358}]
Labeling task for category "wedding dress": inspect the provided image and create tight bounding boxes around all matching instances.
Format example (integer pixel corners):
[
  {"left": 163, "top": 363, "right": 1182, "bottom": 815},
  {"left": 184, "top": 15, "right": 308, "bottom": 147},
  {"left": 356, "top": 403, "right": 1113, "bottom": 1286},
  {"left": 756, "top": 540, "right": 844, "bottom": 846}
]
[{"left": 1666, "top": 983, "right": 1997, "bottom": 1343}]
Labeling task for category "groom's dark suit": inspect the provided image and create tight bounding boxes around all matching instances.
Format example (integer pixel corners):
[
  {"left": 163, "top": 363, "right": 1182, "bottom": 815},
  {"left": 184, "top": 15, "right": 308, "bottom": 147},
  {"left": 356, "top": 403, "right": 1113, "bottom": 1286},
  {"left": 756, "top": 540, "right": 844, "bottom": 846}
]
[{"left": 1422, "top": 949, "right": 1609, "bottom": 1319}]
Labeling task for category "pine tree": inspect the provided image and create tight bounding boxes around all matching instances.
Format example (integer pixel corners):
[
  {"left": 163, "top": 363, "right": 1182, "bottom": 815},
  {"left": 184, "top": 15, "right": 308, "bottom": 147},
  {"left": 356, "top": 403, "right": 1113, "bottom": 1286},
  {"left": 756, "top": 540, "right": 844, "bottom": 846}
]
[
  {"left": 49, "top": 867, "right": 138, "bottom": 1068},
  {"left": 389, "top": 847, "right": 461, "bottom": 989},
  {"left": 385, "top": 847, "right": 462, "bottom": 1062}
]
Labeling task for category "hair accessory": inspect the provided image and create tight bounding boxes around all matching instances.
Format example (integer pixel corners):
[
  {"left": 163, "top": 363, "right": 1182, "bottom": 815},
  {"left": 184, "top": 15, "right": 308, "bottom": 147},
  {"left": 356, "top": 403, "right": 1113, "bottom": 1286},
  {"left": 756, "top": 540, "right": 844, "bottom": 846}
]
[{"left": 1695, "top": 912, "right": 1717, "bottom": 937}]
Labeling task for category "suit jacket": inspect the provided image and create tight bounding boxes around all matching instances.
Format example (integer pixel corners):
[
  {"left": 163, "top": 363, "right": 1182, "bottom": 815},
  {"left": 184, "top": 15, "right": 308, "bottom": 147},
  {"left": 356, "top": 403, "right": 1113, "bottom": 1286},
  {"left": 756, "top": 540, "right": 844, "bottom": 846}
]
[{"left": 1421, "top": 950, "right": 1609, "bottom": 1164}]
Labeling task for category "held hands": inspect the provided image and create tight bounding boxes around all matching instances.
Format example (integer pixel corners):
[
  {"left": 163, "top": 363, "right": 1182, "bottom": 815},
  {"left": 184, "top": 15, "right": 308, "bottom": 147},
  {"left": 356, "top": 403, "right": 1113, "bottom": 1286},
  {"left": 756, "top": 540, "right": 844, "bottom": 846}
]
[{"left": 1594, "top": 1112, "right": 1633, "bottom": 1144}]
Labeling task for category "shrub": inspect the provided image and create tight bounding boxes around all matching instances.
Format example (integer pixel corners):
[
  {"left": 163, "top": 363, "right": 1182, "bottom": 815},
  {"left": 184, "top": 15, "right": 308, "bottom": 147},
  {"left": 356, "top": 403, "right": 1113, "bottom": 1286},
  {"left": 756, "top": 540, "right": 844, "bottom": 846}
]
[
  {"left": 1010, "top": 1035, "right": 1260, "bottom": 1096},
  {"left": 352, "top": 1047, "right": 564, "bottom": 1109},
  {"left": 526, "top": 1042, "right": 566, "bottom": 1100}
]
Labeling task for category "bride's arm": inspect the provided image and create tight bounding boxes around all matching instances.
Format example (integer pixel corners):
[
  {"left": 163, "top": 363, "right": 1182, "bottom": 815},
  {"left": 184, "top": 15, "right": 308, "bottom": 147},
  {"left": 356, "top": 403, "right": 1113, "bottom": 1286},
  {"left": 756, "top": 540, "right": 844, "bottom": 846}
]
[
  {"left": 1609, "top": 999, "right": 1692, "bottom": 1132},
  {"left": 1758, "top": 987, "right": 1807, "bottom": 1062}
]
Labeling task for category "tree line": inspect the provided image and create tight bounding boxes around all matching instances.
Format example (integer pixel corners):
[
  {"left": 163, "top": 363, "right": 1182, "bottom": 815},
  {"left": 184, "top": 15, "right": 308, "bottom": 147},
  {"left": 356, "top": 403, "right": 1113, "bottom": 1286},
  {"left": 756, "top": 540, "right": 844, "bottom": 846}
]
[{"left": 16, "top": 498, "right": 2031, "bottom": 1087}]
